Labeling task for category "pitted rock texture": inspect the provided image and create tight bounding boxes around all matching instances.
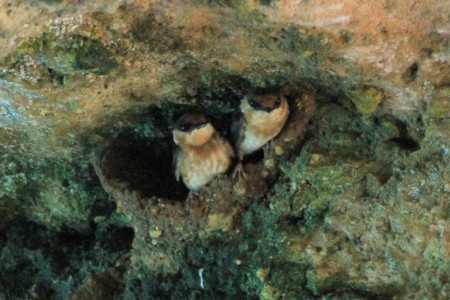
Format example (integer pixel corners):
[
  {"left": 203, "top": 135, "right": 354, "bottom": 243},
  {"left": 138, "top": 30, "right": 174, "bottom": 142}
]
[{"left": 0, "top": 1, "right": 448, "bottom": 299}]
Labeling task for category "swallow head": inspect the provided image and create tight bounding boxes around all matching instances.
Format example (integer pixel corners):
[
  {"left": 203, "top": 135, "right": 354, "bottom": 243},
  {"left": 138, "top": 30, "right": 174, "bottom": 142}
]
[
  {"left": 242, "top": 87, "right": 287, "bottom": 124},
  {"left": 246, "top": 88, "right": 283, "bottom": 113},
  {"left": 173, "top": 112, "right": 215, "bottom": 147}
]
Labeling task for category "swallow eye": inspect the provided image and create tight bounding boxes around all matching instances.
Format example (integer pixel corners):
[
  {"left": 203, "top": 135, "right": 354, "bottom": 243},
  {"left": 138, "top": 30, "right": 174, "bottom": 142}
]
[
  {"left": 275, "top": 97, "right": 281, "bottom": 106},
  {"left": 180, "top": 125, "right": 187, "bottom": 131},
  {"left": 249, "top": 99, "right": 256, "bottom": 107}
]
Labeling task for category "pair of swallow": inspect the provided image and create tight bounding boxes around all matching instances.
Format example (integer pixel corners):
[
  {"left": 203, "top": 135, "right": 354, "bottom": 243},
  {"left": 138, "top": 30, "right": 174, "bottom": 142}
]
[{"left": 173, "top": 87, "right": 290, "bottom": 192}]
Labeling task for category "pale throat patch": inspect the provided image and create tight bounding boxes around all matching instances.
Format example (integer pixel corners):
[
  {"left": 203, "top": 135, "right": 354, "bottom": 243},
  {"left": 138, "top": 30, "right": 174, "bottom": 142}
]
[
  {"left": 240, "top": 131, "right": 266, "bottom": 154},
  {"left": 240, "top": 97, "right": 289, "bottom": 155}
]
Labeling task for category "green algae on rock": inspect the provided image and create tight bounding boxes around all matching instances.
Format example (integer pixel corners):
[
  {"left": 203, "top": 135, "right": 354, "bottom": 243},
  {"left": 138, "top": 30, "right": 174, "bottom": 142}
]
[
  {"left": 427, "top": 85, "right": 450, "bottom": 119},
  {"left": 0, "top": 1, "right": 449, "bottom": 299},
  {"left": 5, "top": 31, "right": 118, "bottom": 87},
  {"left": 350, "top": 86, "right": 384, "bottom": 114},
  {"left": 34, "top": 33, "right": 117, "bottom": 75}
]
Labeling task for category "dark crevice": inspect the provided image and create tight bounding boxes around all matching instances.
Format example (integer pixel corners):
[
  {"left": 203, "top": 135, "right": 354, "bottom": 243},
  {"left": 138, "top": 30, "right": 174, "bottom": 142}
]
[
  {"left": 47, "top": 67, "right": 64, "bottom": 85},
  {"left": 97, "top": 226, "right": 134, "bottom": 253},
  {"left": 0, "top": 229, "right": 6, "bottom": 250},
  {"left": 390, "top": 137, "right": 420, "bottom": 151},
  {"left": 0, "top": 218, "right": 134, "bottom": 298},
  {"left": 384, "top": 115, "right": 421, "bottom": 152},
  {"left": 243, "top": 148, "right": 265, "bottom": 164},
  {"left": 402, "top": 62, "right": 419, "bottom": 83},
  {"left": 279, "top": 215, "right": 305, "bottom": 227},
  {"left": 99, "top": 137, "right": 189, "bottom": 201},
  {"left": 90, "top": 199, "right": 117, "bottom": 219}
]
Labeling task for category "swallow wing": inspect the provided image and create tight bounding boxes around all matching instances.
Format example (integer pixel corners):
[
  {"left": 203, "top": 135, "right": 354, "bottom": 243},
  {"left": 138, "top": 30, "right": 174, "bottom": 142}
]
[
  {"left": 173, "top": 147, "right": 181, "bottom": 181},
  {"left": 230, "top": 110, "right": 246, "bottom": 158}
]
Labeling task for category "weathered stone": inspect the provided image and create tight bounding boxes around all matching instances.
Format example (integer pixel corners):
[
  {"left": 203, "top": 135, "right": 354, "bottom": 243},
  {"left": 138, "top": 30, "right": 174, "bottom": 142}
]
[{"left": 0, "top": 1, "right": 448, "bottom": 299}]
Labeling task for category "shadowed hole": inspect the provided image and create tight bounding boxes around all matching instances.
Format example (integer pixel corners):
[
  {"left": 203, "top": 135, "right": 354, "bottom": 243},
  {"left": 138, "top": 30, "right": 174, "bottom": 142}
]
[
  {"left": 243, "top": 148, "right": 264, "bottom": 164},
  {"left": 402, "top": 62, "right": 419, "bottom": 83},
  {"left": 100, "top": 137, "right": 189, "bottom": 201},
  {"left": 97, "top": 226, "right": 135, "bottom": 253},
  {"left": 390, "top": 137, "right": 420, "bottom": 151}
]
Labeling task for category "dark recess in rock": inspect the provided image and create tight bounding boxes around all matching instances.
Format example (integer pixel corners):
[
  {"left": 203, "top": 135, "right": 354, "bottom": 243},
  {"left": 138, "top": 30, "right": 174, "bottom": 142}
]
[
  {"left": 390, "top": 137, "right": 420, "bottom": 151},
  {"left": 402, "top": 62, "right": 420, "bottom": 83},
  {"left": 47, "top": 67, "right": 65, "bottom": 85},
  {"left": 384, "top": 115, "right": 421, "bottom": 152},
  {"left": 242, "top": 148, "right": 265, "bottom": 165},
  {"left": 0, "top": 218, "right": 134, "bottom": 299},
  {"left": 99, "top": 137, "right": 189, "bottom": 201},
  {"left": 1, "top": 1, "right": 447, "bottom": 299}
]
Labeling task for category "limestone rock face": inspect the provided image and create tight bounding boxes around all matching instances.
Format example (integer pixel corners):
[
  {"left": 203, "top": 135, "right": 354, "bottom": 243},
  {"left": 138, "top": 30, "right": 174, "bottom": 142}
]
[{"left": 0, "top": 1, "right": 448, "bottom": 299}]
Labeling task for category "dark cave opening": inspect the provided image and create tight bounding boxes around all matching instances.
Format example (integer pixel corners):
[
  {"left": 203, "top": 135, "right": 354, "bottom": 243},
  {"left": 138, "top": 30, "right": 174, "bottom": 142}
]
[
  {"left": 390, "top": 137, "right": 420, "bottom": 152},
  {"left": 0, "top": 219, "right": 134, "bottom": 299},
  {"left": 242, "top": 148, "right": 265, "bottom": 164},
  {"left": 402, "top": 62, "right": 420, "bottom": 83},
  {"left": 99, "top": 137, "right": 189, "bottom": 201}
]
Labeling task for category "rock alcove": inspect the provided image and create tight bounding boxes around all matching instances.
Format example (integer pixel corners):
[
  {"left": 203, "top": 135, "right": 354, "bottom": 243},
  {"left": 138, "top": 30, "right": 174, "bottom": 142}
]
[
  {"left": 92, "top": 85, "right": 318, "bottom": 205},
  {"left": 1, "top": 1, "right": 446, "bottom": 299},
  {"left": 88, "top": 83, "right": 426, "bottom": 298}
]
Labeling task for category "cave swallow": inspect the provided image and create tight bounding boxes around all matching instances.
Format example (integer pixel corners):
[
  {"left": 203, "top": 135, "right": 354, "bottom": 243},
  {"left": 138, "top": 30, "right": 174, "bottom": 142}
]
[
  {"left": 231, "top": 87, "right": 289, "bottom": 171},
  {"left": 173, "top": 112, "right": 234, "bottom": 192}
]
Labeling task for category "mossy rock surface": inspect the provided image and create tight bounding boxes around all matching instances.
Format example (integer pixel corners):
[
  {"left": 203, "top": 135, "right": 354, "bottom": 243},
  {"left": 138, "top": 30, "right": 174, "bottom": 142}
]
[{"left": 0, "top": 1, "right": 448, "bottom": 299}]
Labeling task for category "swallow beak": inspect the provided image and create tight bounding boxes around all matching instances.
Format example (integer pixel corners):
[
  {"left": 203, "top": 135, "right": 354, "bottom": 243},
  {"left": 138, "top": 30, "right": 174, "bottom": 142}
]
[{"left": 195, "top": 123, "right": 208, "bottom": 130}]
